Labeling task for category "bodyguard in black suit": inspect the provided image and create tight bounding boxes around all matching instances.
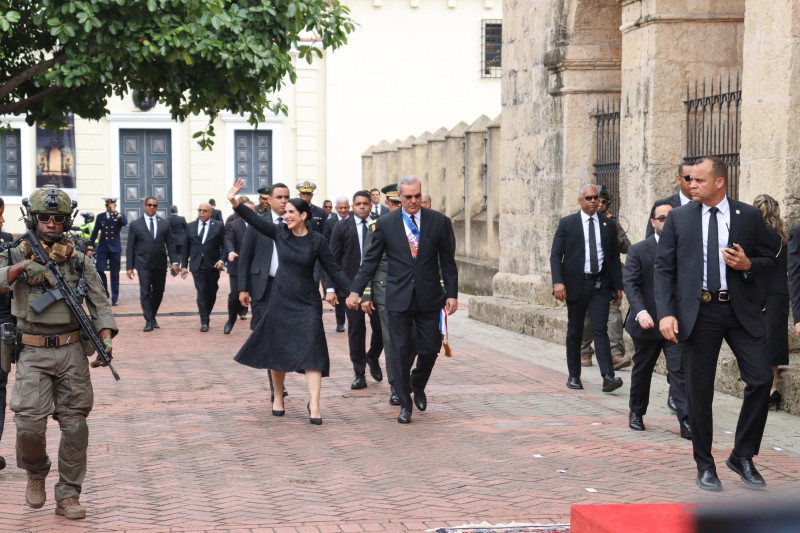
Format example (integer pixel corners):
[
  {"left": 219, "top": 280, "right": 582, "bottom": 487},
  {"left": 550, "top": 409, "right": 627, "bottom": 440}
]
[
  {"left": 369, "top": 188, "right": 388, "bottom": 219},
  {"left": 348, "top": 175, "right": 458, "bottom": 424},
  {"left": 550, "top": 184, "right": 624, "bottom": 393},
  {"left": 624, "top": 201, "right": 689, "bottom": 438},
  {"left": 325, "top": 197, "right": 351, "bottom": 332},
  {"left": 654, "top": 156, "right": 776, "bottom": 491},
  {"left": 645, "top": 163, "right": 693, "bottom": 238},
  {"left": 223, "top": 202, "right": 253, "bottom": 334},
  {"left": 0, "top": 198, "right": 14, "bottom": 471},
  {"left": 126, "top": 197, "right": 179, "bottom": 332},
  {"left": 180, "top": 202, "right": 226, "bottom": 332},
  {"left": 327, "top": 192, "right": 384, "bottom": 389},
  {"left": 168, "top": 206, "right": 188, "bottom": 260},
  {"left": 209, "top": 199, "right": 224, "bottom": 222}
]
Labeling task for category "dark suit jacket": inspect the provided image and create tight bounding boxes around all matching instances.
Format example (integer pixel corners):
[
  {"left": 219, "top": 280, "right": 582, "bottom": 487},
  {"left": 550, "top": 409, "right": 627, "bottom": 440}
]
[
  {"left": 549, "top": 211, "right": 623, "bottom": 302},
  {"left": 126, "top": 216, "right": 178, "bottom": 271},
  {"left": 168, "top": 214, "right": 187, "bottom": 245},
  {"left": 328, "top": 214, "right": 368, "bottom": 296},
  {"left": 182, "top": 219, "right": 226, "bottom": 272},
  {"left": 370, "top": 204, "right": 388, "bottom": 218},
  {"left": 309, "top": 204, "right": 325, "bottom": 233},
  {"left": 351, "top": 208, "right": 458, "bottom": 313},
  {"left": 645, "top": 193, "right": 683, "bottom": 238},
  {"left": 654, "top": 199, "right": 777, "bottom": 340},
  {"left": 0, "top": 231, "right": 13, "bottom": 317},
  {"left": 211, "top": 208, "right": 223, "bottom": 222},
  {"left": 224, "top": 218, "right": 247, "bottom": 277},
  {"left": 786, "top": 225, "right": 800, "bottom": 323},
  {"left": 323, "top": 214, "right": 349, "bottom": 242},
  {"left": 238, "top": 214, "right": 275, "bottom": 301},
  {"left": 623, "top": 235, "right": 661, "bottom": 341}
]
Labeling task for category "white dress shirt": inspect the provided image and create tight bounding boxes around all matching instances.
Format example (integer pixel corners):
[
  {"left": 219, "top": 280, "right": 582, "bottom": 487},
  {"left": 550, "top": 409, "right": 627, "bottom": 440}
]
[
  {"left": 269, "top": 211, "right": 283, "bottom": 277},
  {"left": 356, "top": 216, "right": 369, "bottom": 261},
  {"left": 197, "top": 220, "right": 208, "bottom": 244},
  {"left": 679, "top": 191, "right": 692, "bottom": 205},
  {"left": 580, "top": 210, "right": 604, "bottom": 274},
  {"left": 702, "top": 196, "right": 730, "bottom": 291}
]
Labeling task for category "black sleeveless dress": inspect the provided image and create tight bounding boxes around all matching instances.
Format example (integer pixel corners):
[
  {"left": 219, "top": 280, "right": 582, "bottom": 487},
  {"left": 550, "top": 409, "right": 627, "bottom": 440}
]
[{"left": 232, "top": 204, "right": 351, "bottom": 375}]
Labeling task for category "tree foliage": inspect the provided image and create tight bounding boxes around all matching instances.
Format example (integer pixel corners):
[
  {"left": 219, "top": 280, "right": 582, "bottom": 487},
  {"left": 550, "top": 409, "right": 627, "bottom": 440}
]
[{"left": 0, "top": 0, "right": 354, "bottom": 148}]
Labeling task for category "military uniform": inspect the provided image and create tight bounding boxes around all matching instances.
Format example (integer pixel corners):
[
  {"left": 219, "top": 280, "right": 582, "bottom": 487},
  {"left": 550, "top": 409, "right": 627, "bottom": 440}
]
[
  {"left": 89, "top": 198, "right": 127, "bottom": 304},
  {"left": 0, "top": 186, "right": 118, "bottom": 519},
  {"left": 255, "top": 186, "right": 270, "bottom": 216}
]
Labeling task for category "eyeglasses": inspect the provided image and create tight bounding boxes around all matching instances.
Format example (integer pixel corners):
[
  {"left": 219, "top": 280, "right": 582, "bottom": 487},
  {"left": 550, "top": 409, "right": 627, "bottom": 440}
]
[
  {"left": 682, "top": 175, "right": 692, "bottom": 182},
  {"left": 401, "top": 193, "right": 422, "bottom": 200},
  {"left": 653, "top": 215, "right": 669, "bottom": 222},
  {"left": 583, "top": 195, "right": 599, "bottom": 201},
  {"left": 145, "top": 203, "right": 158, "bottom": 208},
  {"left": 36, "top": 213, "right": 67, "bottom": 224}
]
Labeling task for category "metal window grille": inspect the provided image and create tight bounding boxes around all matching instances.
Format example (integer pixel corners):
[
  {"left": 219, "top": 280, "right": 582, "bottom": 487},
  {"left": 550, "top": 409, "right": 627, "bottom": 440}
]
[
  {"left": 684, "top": 73, "right": 741, "bottom": 199},
  {"left": 234, "top": 130, "right": 273, "bottom": 195},
  {"left": 482, "top": 20, "right": 501, "bottom": 79},
  {"left": 0, "top": 129, "right": 21, "bottom": 196},
  {"left": 593, "top": 99, "right": 620, "bottom": 217}
]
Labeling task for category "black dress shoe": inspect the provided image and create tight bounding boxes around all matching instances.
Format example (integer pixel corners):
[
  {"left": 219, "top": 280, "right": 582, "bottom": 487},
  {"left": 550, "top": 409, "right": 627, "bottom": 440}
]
[
  {"left": 680, "top": 419, "right": 692, "bottom": 440},
  {"left": 726, "top": 455, "right": 766, "bottom": 488},
  {"left": 336, "top": 324, "right": 345, "bottom": 333},
  {"left": 224, "top": 320, "right": 234, "bottom": 334},
  {"left": 0, "top": 455, "right": 5, "bottom": 470},
  {"left": 602, "top": 374, "right": 623, "bottom": 393},
  {"left": 389, "top": 393, "right": 401, "bottom": 406},
  {"left": 351, "top": 374, "right": 367, "bottom": 390},
  {"left": 413, "top": 389, "right": 427, "bottom": 412},
  {"left": 112, "top": 301, "right": 118, "bottom": 306},
  {"left": 367, "top": 358, "right": 383, "bottom": 382},
  {"left": 143, "top": 322, "right": 153, "bottom": 332},
  {"left": 152, "top": 320, "right": 160, "bottom": 329},
  {"left": 696, "top": 469, "right": 723, "bottom": 491},
  {"left": 667, "top": 394, "right": 678, "bottom": 414},
  {"left": 566, "top": 376, "right": 583, "bottom": 390},
  {"left": 629, "top": 411, "right": 645, "bottom": 431},
  {"left": 200, "top": 324, "right": 209, "bottom": 332},
  {"left": 397, "top": 408, "right": 411, "bottom": 424}
]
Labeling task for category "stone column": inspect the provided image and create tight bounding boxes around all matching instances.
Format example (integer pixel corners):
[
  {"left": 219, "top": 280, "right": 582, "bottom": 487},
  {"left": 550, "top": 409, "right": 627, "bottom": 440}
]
[
  {"left": 444, "top": 121, "right": 468, "bottom": 219},
  {"left": 427, "top": 127, "right": 448, "bottom": 211},
  {"left": 397, "top": 135, "right": 416, "bottom": 177},
  {"left": 619, "top": 0, "right": 744, "bottom": 242},
  {"left": 740, "top": 0, "right": 800, "bottom": 223},
  {"left": 486, "top": 114, "right": 501, "bottom": 261},
  {"left": 371, "top": 140, "right": 393, "bottom": 189},
  {"left": 464, "top": 115, "right": 491, "bottom": 256},
  {"left": 412, "top": 131, "right": 432, "bottom": 187},
  {"left": 361, "top": 146, "right": 375, "bottom": 190}
]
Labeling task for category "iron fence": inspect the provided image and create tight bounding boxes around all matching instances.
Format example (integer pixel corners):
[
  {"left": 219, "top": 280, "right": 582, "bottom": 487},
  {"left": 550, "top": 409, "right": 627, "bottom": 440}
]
[
  {"left": 684, "top": 72, "right": 741, "bottom": 199},
  {"left": 593, "top": 98, "right": 620, "bottom": 217}
]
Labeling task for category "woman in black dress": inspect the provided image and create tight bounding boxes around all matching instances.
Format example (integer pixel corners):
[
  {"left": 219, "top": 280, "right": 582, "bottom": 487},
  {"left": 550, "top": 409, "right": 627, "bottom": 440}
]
[
  {"left": 227, "top": 179, "right": 351, "bottom": 424},
  {"left": 754, "top": 194, "right": 789, "bottom": 410}
]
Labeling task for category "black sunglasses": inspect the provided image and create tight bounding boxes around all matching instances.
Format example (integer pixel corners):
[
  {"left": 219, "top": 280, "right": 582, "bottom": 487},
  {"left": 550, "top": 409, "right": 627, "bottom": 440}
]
[
  {"left": 653, "top": 215, "right": 668, "bottom": 222},
  {"left": 145, "top": 203, "right": 158, "bottom": 208},
  {"left": 401, "top": 193, "right": 422, "bottom": 200},
  {"left": 36, "top": 213, "right": 67, "bottom": 224},
  {"left": 583, "top": 195, "right": 599, "bottom": 201},
  {"left": 682, "top": 175, "right": 692, "bottom": 182}
]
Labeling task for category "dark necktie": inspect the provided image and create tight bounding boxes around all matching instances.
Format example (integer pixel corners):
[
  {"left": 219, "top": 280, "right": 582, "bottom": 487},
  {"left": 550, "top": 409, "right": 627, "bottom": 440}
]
[
  {"left": 361, "top": 218, "right": 367, "bottom": 253},
  {"left": 200, "top": 221, "right": 207, "bottom": 244},
  {"left": 707, "top": 207, "right": 720, "bottom": 293},
  {"left": 588, "top": 216, "right": 599, "bottom": 274},
  {"left": 149, "top": 217, "right": 155, "bottom": 238},
  {"left": 410, "top": 214, "right": 418, "bottom": 229},
  {"left": 277, "top": 216, "right": 284, "bottom": 225}
]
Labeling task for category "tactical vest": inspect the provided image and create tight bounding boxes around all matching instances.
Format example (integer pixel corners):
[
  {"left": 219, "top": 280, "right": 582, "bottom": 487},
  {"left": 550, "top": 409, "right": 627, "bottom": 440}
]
[{"left": 9, "top": 246, "right": 85, "bottom": 325}]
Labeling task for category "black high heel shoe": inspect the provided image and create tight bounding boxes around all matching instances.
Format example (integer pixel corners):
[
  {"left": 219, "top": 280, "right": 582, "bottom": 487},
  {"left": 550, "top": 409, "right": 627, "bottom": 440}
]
[
  {"left": 307, "top": 402, "right": 322, "bottom": 425},
  {"left": 768, "top": 391, "right": 782, "bottom": 411}
]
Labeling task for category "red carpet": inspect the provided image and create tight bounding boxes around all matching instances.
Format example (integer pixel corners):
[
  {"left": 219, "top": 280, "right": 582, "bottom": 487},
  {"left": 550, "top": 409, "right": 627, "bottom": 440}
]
[{"left": 571, "top": 504, "right": 695, "bottom": 533}]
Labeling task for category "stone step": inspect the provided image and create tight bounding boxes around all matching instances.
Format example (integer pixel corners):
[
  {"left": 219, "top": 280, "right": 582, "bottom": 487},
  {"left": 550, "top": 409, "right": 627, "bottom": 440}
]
[{"left": 469, "top": 296, "right": 800, "bottom": 415}]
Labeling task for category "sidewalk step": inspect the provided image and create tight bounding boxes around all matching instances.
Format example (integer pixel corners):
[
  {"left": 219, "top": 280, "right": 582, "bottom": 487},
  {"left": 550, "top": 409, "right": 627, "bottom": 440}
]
[{"left": 571, "top": 504, "right": 693, "bottom": 533}]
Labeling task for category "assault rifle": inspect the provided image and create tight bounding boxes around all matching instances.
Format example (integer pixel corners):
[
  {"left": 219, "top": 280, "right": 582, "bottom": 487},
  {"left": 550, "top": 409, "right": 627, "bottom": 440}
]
[{"left": 0, "top": 230, "right": 120, "bottom": 380}]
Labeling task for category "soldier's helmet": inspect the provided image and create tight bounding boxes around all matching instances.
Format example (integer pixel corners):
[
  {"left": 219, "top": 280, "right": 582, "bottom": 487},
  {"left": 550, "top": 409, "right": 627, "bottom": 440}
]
[
  {"left": 598, "top": 186, "right": 612, "bottom": 204},
  {"left": 23, "top": 185, "right": 77, "bottom": 230}
]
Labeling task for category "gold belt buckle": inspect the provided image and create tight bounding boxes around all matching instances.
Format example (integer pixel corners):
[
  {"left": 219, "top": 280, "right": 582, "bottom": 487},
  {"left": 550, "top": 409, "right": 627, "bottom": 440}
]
[{"left": 701, "top": 291, "right": 712, "bottom": 303}]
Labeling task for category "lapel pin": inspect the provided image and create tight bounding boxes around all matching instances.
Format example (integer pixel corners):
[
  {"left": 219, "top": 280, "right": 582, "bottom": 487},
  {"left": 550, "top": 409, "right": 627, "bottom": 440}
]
[
  {"left": 736, "top": 209, "right": 740, "bottom": 214},
  {"left": 603, "top": 222, "right": 607, "bottom": 227}
]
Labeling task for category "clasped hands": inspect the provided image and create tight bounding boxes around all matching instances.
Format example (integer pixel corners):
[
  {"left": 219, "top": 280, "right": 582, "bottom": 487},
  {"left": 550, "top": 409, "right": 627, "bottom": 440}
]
[{"left": 345, "top": 293, "right": 458, "bottom": 315}]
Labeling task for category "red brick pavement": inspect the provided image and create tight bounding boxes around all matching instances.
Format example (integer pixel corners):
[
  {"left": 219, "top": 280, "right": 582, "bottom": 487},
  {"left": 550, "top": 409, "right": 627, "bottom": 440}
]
[{"left": 0, "top": 273, "right": 799, "bottom": 532}]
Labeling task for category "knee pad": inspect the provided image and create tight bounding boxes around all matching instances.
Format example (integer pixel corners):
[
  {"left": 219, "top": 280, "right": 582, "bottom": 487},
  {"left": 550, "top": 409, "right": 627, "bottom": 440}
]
[
  {"left": 17, "top": 428, "right": 48, "bottom": 462},
  {"left": 62, "top": 419, "right": 89, "bottom": 453}
]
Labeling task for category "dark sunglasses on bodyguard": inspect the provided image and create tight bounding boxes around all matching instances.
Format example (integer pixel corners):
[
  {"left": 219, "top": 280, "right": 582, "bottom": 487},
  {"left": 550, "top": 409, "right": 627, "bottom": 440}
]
[
  {"left": 36, "top": 213, "right": 67, "bottom": 224},
  {"left": 583, "top": 195, "right": 599, "bottom": 201}
]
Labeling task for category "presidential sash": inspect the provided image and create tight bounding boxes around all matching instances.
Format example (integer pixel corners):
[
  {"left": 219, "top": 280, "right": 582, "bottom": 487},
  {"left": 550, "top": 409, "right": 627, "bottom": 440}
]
[{"left": 401, "top": 210, "right": 419, "bottom": 259}]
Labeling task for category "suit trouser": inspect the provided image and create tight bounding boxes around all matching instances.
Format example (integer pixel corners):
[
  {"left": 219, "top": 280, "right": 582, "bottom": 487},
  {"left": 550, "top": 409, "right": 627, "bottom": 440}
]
[
  {"left": 192, "top": 268, "right": 221, "bottom": 324},
  {"left": 581, "top": 300, "right": 626, "bottom": 357},
  {"left": 366, "top": 310, "right": 384, "bottom": 362},
  {"left": 335, "top": 301, "right": 346, "bottom": 327},
  {"left": 250, "top": 277, "right": 273, "bottom": 331},
  {"left": 683, "top": 300, "right": 772, "bottom": 471},
  {"left": 373, "top": 282, "right": 395, "bottom": 394},
  {"left": 565, "top": 277, "right": 615, "bottom": 378},
  {"left": 629, "top": 337, "right": 688, "bottom": 423},
  {"left": 95, "top": 249, "right": 121, "bottom": 302},
  {"left": 227, "top": 274, "right": 244, "bottom": 322},
  {"left": 139, "top": 268, "right": 167, "bottom": 324},
  {"left": 388, "top": 292, "right": 441, "bottom": 412}
]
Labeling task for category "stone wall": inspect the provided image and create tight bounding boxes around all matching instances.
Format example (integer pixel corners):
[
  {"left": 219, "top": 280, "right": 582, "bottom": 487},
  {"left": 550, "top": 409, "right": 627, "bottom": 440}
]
[{"left": 361, "top": 115, "right": 502, "bottom": 295}]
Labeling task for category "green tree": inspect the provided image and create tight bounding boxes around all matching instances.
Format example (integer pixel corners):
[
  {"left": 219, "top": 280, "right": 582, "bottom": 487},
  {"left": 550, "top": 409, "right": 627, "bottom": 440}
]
[{"left": 0, "top": 0, "right": 354, "bottom": 148}]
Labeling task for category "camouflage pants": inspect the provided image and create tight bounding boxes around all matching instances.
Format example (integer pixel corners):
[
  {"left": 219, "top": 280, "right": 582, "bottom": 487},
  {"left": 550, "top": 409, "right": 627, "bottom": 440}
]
[
  {"left": 581, "top": 300, "right": 625, "bottom": 357},
  {"left": 372, "top": 281, "right": 394, "bottom": 394},
  {"left": 10, "top": 342, "right": 94, "bottom": 501}
]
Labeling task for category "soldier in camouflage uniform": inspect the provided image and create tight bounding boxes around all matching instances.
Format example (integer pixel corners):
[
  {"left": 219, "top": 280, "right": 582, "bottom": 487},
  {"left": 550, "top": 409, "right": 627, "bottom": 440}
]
[
  {"left": 255, "top": 186, "right": 271, "bottom": 216},
  {"left": 0, "top": 186, "right": 118, "bottom": 520},
  {"left": 361, "top": 184, "right": 402, "bottom": 405},
  {"left": 581, "top": 186, "right": 632, "bottom": 370}
]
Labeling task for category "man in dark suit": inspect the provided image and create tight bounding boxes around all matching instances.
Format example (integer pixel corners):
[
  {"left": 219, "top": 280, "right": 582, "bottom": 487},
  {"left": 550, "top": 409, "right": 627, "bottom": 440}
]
[
  {"left": 208, "top": 199, "right": 224, "bottom": 222},
  {"left": 223, "top": 201, "right": 254, "bottom": 334},
  {"left": 348, "top": 175, "right": 458, "bottom": 424},
  {"left": 645, "top": 162, "right": 694, "bottom": 238},
  {"left": 0, "top": 197, "right": 14, "bottom": 471},
  {"left": 655, "top": 156, "right": 776, "bottom": 491},
  {"left": 322, "top": 199, "right": 333, "bottom": 220},
  {"left": 369, "top": 188, "right": 388, "bottom": 219},
  {"left": 90, "top": 197, "right": 127, "bottom": 304},
  {"left": 788, "top": 224, "right": 800, "bottom": 338},
  {"left": 324, "top": 196, "right": 351, "bottom": 332},
  {"left": 168, "top": 205, "right": 188, "bottom": 261},
  {"left": 327, "top": 191, "right": 384, "bottom": 389},
  {"left": 624, "top": 201, "right": 689, "bottom": 439},
  {"left": 239, "top": 183, "right": 289, "bottom": 330},
  {"left": 180, "top": 202, "right": 226, "bottom": 332},
  {"left": 126, "top": 197, "right": 180, "bottom": 332},
  {"left": 550, "top": 184, "right": 624, "bottom": 394}
]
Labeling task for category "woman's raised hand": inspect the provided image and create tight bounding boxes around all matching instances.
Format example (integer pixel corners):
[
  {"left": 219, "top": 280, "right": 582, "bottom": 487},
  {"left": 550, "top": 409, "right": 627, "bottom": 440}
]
[{"left": 228, "top": 179, "right": 245, "bottom": 205}]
